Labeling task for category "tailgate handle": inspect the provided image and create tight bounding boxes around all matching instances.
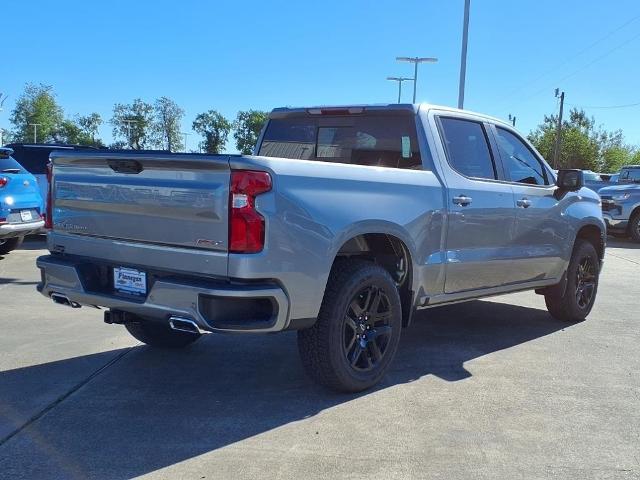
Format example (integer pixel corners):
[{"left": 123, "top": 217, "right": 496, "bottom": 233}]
[{"left": 108, "top": 160, "right": 143, "bottom": 174}]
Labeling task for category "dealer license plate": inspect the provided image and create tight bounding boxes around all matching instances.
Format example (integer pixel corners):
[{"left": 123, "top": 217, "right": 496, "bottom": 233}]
[
  {"left": 20, "top": 210, "right": 33, "bottom": 222},
  {"left": 113, "top": 267, "right": 147, "bottom": 295}
]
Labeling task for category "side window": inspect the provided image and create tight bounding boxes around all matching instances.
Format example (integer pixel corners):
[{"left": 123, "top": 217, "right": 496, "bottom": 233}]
[
  {"left": 439, "top": 117, "right": 496, "bottom": 180},
  {"left": 494, "top": 127, "right": 549, "bottom": 185},
  {"left": 623, "top": 169, "right": 640, "bottom": 182}
]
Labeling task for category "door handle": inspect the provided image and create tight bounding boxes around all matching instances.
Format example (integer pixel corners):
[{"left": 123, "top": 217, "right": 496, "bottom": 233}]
[
  {"left": 517, "top": 198, "right": 532, "bottom": 208},
  {"left": 452, "top": 195, "right": 472, "bottom": 206}
]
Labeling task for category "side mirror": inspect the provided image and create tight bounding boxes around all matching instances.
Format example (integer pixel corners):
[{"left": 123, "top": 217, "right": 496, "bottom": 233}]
[{"left": 556, "top": 169, "right": 584, "bottom": 191}]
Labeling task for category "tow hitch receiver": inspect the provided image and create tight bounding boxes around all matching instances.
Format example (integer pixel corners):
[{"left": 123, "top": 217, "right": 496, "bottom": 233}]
[{"left": 104, "top": 310, "right": 134, "bottom": 325}]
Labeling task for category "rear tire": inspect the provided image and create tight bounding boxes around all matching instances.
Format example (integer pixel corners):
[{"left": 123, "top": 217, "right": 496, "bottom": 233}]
[
  {"left": 0, "top": 237, "right": 24, "bottom": 255},
  {"left": 125, "top": 321, "right": 200, "bottom": 348},
  {"left": 297, "top": 259, "right": 402, "bottom": 393},
  {"left": 545, "top": 239, "right": 600, "bottom": 322},
  {"left": 629, "top": 212, "right": 640, "bottom": 243}
]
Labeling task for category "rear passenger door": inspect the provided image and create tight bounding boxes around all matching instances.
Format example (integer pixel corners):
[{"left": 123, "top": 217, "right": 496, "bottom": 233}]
[
  {"left": 435, "top": 116, "right": 517, "bottom": 293},
  {"left": 490, "top": 125, "right": 568, "bottom": 283}
]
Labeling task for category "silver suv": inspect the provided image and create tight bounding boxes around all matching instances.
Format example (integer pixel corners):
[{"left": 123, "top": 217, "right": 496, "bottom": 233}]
[{"left": 599, "top": 166, "right": 640, "bottom": 242}]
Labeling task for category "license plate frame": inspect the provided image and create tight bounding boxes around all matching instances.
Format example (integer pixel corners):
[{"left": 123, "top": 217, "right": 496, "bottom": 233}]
[
  {"left": 113, "top": 267, "right": 147, "bottom": 296},
  {"left": 20, "top": 210, "right": 33, "bottom": 222}
]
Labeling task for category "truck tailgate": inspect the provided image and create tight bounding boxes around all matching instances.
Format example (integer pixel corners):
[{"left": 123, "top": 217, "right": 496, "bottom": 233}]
[{"left": 51, "top": 152, "right": 230, "bottom": 266}]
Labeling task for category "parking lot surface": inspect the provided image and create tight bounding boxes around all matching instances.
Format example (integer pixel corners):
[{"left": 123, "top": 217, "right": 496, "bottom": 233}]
[{"left": 0, "top": 237, "right": 638, "bottom": 479}]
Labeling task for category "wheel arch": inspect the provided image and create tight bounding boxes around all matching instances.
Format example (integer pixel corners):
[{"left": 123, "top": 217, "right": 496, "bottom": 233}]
[
  {"left": 574, "top": 223, "right": 605, "bottom": 262},
  {"left": 330, "top": 227, "right": 417, "bottom": 327}
]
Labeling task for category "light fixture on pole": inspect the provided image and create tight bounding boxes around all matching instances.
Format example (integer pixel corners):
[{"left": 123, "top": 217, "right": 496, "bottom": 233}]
[
  {"left": 386, "top": 76, "right": 414, "bottom": 103},
  {"left": 29, "top": 123, "right": 41, "bottom": 143},
  {"left": 182, "top": 132, "right": 191, "bottom": 152},
  {"left": 395, "top": 56, "right": 438, "bottom": 103},
  {"left": 123, "top": 119, "right": 138, "bottom": 149}
]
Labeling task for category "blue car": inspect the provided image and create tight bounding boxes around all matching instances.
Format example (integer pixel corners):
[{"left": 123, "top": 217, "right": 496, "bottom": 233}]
[{"left": 0, "top": 147, "right": 44, "bottom": 255}]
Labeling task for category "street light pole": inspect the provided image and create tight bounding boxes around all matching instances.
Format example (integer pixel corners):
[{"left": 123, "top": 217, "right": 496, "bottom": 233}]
[
  {"left": 386, "top": 77, "right": 414, "bottom": 103},
  {"left": 123, "top": 119, "right": 138, "bottom": 149},
  {"left": 396, "top": 56, "right": 438, "bottom": 103},
  {"left": 458, "top": 0, "right": 471, "bottom": 109},
  {"left": 29, "top": 123, "right": 41, "bottom": 143},
  {"left": 182, "top": 132, "right": 191, "bottom": 152}
]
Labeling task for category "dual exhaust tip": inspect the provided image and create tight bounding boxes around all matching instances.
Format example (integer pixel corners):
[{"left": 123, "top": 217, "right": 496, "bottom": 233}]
[
  {"left": 50, "top": 293, "right": 81, "bottom": 309},
  {"left": 169, "top": 316, "right": 207, "bottom": 335},
  {"left": 50, "top": 293, "right": 204, "bottom": 335}
]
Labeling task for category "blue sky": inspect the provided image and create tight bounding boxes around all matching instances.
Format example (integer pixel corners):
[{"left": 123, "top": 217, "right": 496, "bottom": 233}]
[{"left": 2, "top": 0, "right": 640, "bottom": 151}]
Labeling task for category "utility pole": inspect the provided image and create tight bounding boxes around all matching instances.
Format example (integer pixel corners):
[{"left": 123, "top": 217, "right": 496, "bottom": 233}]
[
  {"left": 508, "top": 114, "right": 516, "bottom": 127},
  {"left": 386, "top": 77, "right": 414, "bottom": 103},
  {"left": 396, "top": 56, "right": 438, "bottom": 103},
  {"left": 29, "top": 123, "right": 41, "bottom": 143},
  {"left": 552, "top": 89, "right": 565, "bottom": 168},
  {"left": 458, "top": 0, "right": 471, "bottom": 109}
]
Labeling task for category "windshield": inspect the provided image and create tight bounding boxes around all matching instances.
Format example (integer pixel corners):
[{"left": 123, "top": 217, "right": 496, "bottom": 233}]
[
  {"left": 259, "top": 114, "right": 423, "bottom": 169},
  {"left": 620, "top": 168, "right": 640, "bottom": 183}
]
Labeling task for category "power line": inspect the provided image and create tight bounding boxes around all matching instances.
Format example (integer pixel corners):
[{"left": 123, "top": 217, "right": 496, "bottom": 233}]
[
  {"left": 516, "top": 29, "right": 640, "bottom": 105},
  {"left": 565, "top": 101, "right": 640, "bottom": 110},
  {"left": 500, "top": 12, "right": 640, "bottom": 103}
]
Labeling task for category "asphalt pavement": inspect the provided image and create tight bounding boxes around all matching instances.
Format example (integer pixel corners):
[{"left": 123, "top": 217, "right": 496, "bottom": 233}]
[{"left": 0, "top": 236, "right": 638, "bottom": 479}]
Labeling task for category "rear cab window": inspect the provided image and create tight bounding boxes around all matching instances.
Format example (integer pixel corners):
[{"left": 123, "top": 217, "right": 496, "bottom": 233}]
[
  {"left": 437, "top": 117, "right": 497, "bottom": 180},
  {"left": 258, "top": 111, "right": 424, "bottom": 169}
]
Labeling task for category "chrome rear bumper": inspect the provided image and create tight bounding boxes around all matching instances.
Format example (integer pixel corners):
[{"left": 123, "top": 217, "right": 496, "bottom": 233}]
[
  {"left": 36, "top": 255, "right": 290, "bottom": 333},
  {"left": 0, "top": 220, "right": 45, "bottom": 239}
]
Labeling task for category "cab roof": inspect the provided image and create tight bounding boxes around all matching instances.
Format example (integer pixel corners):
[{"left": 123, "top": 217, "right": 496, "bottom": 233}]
[{"left": 269, "top": 103, "right": 512, "bottom": 128}]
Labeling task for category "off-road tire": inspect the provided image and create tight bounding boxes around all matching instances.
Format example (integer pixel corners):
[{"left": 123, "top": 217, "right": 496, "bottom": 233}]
[
  {"left": 0, "top": 237, "right": 24, "bottom": 255},
  {"left": 629, "top": 212, "right": 640, "bottom": 243},
  {"left": 545, "top": 239, "right": 599, "bottom": 322},
  {"left": 125, "top": 321, "right": 200, "bottom": 348},
  {"left": 297, "top": 259, "right": 402, "bottom": 392}
]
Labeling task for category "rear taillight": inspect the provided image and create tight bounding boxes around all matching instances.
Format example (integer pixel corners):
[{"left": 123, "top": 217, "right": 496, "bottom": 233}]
[
  {"left": 0, "top": 177, "right": 8, "bottom": 188},
  {"left": 45, "top": 162, "right": 53, "bottom": 229},
  {"left": 229, "top": 170, "right": 272, "bottom": 253}
]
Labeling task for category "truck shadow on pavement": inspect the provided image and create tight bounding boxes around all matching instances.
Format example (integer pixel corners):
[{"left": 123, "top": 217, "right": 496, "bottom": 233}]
[
  {"left": 606, "top": 237, "right": 640, "bottom": 249},
  {"left": 0, "top": 300, "right": 569, "bottom": 479}
]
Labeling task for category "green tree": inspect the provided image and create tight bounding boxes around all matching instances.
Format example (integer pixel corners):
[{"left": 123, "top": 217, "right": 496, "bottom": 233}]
[
  {"left": 10, "top": 83, "right": 64, "bottom": 142},
  {"left": 77, "top": 113, "right": 103, "bottom": 144},
  {"left": 192, "top": 110, "right": 231, "bottom": 154},
  {"left": 152, "top": 97, "right": 184, "bottom": 152},
  {"left": 233, "top": 110, "right": 268, "bottom": 154},
  {"left": 110, "top": 99, "right": 154, "bottom": 149},
  {"left": 53, "top": 114, "right": 104, "bottom": 147},
  {"left": 528, "top": 108, "right": 629, "bottom": 172}
]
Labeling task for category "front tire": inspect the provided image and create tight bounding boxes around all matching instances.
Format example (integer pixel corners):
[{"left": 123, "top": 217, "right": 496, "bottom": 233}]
[
  {"left": 0, "top": 237, "right": 24, "bottom": 255},
  {"left": 629, "top": 212, "right": 640, "bottom": 243},
  {"left": 545, "top": 239, "right": 600, "bottom": 322},
  {"left": 125, "top": 321, "right": 200, "bottom": 348},
  {"left": 297, "top": 259, "right": 402, "bottom": 392}
]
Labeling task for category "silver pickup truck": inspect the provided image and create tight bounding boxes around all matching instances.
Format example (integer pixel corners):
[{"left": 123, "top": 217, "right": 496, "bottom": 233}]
[{"left": 37, "top": 104, "right": 605, "bottom": 392}]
